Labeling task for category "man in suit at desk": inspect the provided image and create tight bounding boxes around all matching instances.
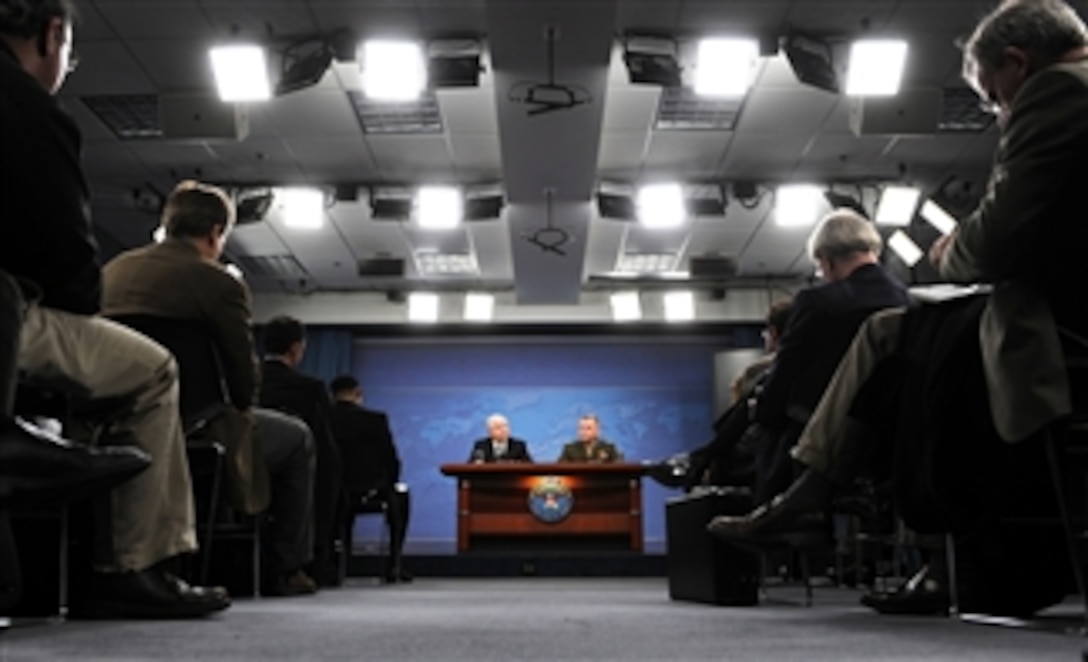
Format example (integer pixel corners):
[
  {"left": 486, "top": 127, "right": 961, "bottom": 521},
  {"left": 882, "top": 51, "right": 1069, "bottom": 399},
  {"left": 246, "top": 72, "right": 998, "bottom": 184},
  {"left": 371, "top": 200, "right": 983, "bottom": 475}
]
[
  {"left": 558, "top": 414, "right": 623, "bottom": 463},
  {"left": 328, "top": 375, "right": 412, "bottom": 584},
  {"left": 469, "top": 414, "right": 533, "bottom": 463}
]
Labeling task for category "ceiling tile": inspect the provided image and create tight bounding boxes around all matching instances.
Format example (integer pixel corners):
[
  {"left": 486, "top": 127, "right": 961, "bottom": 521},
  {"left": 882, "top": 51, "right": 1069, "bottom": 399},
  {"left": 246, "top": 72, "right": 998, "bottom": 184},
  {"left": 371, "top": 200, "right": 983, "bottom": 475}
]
[
  {"left": 448, "top": 134, "right": 503, "bottom": 177},
  {"left": 260, "top": 90, "right": 360, "bottom": 137},
  {"left": 438, "top": 89, "right": 498, "bottom": 134},
  {"left": 92, "top": 1, "right": 210, "bottom": 40},
  {"left": 736, "top": 86, "right": 838, "bottom": 134}
]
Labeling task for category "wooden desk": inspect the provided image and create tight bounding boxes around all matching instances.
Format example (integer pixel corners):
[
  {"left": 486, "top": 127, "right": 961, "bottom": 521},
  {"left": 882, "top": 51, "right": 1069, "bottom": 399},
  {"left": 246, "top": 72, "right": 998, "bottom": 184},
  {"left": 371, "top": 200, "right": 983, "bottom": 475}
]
[{"left": 439, "top": 463, "right": 645, "bottom": 553}]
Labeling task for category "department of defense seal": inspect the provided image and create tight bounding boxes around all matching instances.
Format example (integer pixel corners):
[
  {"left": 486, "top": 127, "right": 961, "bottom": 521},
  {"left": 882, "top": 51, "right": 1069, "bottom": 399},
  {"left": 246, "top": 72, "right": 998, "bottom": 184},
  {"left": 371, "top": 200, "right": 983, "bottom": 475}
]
[{"left": 528, "top": 476, "right": 573, "bottom": 523}]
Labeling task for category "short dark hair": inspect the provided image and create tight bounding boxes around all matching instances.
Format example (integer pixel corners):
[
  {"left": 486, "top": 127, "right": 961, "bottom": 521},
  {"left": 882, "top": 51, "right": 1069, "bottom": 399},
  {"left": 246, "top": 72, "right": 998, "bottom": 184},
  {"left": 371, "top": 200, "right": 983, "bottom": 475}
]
[
  {"left": 766, "top": 299, "right": 793, "bottom": 336},
  {"left": 329, "top": 375, "right": 359, "bottom": 395},
  {"left": 161, "top": 180, "right": 235, "bottom": 240},
  {"left": 0, "top": 0, "right": 77, "bottom": 40},
  {"left": 263, "top": 316, "right": 305, "bottom": 355},
  {"left": 963, "top": 0, "right": 1088, "bottom": 82}
]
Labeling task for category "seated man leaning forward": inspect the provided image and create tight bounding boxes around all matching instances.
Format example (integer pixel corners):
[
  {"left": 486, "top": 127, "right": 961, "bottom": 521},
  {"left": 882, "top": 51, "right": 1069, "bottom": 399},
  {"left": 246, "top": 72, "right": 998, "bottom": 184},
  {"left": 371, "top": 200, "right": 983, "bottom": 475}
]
[
  {"left": 101, "top": 180, "right": 319, "bottom": 598},
  {"left": 468, "top": 414, "right": 533, "bottom": 463},
  {"left": 557, "top": 414, "right": 623, "bottom": 463}
]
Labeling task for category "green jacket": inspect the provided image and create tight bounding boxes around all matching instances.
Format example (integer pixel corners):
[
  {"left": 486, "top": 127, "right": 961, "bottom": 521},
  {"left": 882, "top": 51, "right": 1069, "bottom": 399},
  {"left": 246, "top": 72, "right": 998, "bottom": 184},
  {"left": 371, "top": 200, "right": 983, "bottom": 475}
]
[{"left": 557, "top": 439, "right": 623, "bottom": 463}]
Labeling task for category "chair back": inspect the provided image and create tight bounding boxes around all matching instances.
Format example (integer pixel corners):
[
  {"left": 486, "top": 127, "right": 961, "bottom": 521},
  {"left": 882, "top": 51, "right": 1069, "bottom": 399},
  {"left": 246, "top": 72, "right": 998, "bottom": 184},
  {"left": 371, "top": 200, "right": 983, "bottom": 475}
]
[{"left": 109, "top": 315, "right": 231, "bottom": 433}]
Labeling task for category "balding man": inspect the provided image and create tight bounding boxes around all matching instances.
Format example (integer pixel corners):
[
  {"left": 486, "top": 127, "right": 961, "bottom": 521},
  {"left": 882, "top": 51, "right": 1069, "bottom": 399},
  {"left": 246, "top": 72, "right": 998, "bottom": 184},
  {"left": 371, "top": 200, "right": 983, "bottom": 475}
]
[{"left": 469, "top": 414, "right": 533, "bottom": 463}]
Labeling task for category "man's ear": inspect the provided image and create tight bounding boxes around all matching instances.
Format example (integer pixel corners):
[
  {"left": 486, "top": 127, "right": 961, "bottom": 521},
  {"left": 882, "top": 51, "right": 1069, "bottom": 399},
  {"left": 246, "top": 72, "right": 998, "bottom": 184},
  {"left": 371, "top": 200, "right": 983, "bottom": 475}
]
[{"left": 1002, "top": 46, "right": 1031, "bottom": 74}]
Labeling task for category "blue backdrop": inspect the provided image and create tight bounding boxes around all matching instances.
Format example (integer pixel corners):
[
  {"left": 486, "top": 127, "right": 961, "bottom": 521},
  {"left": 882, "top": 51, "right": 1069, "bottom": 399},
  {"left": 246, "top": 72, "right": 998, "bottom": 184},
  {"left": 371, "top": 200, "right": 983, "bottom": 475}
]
[{"left": 353, "top": 337, "right": 735, "bottom": 553}]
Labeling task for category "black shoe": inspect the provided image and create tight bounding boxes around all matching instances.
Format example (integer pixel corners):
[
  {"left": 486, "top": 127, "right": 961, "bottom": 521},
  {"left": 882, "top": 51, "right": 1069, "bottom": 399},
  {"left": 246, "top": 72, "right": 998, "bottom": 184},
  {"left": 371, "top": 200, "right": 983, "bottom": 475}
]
[
  {"left": 383, "top": 567, "right": 414, "bottom": 584},
  {"left": 0, "top": 417, "right": 151, "bottom": 506},
  {"left": 644, "top": 455, "right": 692, "bottom": 489},
  {"left": 69, "top": 567, "right": 230, "bottom": 619},
  {"left": 860, "top": 565, "right": 949, "bottom": 616},
  {"left": 706, "top": 470, "right": 830, "bottom": 547},
  {"left": 265, "top": 569, "right": 317, "bottom": 597}
]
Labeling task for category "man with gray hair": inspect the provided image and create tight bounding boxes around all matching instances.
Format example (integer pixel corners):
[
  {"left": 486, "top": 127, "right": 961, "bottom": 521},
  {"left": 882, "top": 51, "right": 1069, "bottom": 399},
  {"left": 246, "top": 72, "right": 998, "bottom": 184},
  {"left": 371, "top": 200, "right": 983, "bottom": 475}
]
[
  {"left": 651, "top": 210, "right": 907, "bottom": 497},
  {"left": 469, "top": 414, "right": 533, "bottom": 463},
  {"left": 711, "top": 0, "right": 1088, "bottom": 616}
]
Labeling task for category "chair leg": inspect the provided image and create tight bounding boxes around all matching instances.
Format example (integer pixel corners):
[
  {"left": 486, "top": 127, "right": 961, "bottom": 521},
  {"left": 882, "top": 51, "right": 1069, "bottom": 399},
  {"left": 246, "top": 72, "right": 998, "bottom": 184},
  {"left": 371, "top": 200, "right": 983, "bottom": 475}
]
[
  {"left": 800, "top": 551, "right": 813, "bottom": 608},
  {"left": 1044, "top": 429, "right": 1087, "bottom": 634},
  {"left": 945, "top": 533, "right": 959, "bottom": 619},
  {"left": 251, "top": 520, "right": 261, "bottom": 599},
  {"left": 339, "top": 516, "right": 354, "bottom": 585},
  {"left": 201, "top": 451, "right": 224, "bottom": 587}
]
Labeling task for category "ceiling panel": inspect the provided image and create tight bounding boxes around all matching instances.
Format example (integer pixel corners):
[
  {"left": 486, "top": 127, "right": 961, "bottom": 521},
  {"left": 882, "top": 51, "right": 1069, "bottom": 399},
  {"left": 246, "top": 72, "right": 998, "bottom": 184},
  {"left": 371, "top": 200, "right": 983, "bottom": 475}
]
[
  {"left": 448, "top": 134, "right": 502, "bottom": 177},
  {"left": 308, "top": 3, "right": 421, "bottom": 35},
  {"left": 285, "top": 136, "right": 378, "bottom": 179},
  {"left": 675, "top": 1, "right": 790, "bottom": 33},
  {"left": 598, "top": 131, "right": 649, "bottom": 174},
  {"left": 200, "top": 0, "right": 316, "bottom": 36},
  {"left": 643, "top": 131, "right": 732, "bottom": 175},
  {"left": 736, "top": 86, "right": 838, "bottom": 134},
  {"left": 719, "top": 133, "right": 811, "bottom": 180},
  {"left": 439, "top": 89, "right": 498, "bottom": 134},
  {"left": 126, "top": 40, "right": 215, "bottom": 92},
  {"left": 61, "top": 42, "right": 156, "bottom": 95},
  {"left": 92, "top": 0, "right": 209, "bottom": 40},
  {"left": 601, "top": 87, "right": 659, "bottom": 131},
  {"left": 260, "top": 91, "right": 360, "bottom": 137},
  {"left": 366, "top": 134, "right": 454, "bottom": 179}
]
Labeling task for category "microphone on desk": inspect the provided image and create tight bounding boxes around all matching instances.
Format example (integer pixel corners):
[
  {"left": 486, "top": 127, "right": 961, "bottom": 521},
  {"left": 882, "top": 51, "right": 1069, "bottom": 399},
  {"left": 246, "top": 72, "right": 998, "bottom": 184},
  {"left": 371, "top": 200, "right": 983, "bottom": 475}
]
[{"left": 471, "top": 448, "right": 485, "bottom": 464}]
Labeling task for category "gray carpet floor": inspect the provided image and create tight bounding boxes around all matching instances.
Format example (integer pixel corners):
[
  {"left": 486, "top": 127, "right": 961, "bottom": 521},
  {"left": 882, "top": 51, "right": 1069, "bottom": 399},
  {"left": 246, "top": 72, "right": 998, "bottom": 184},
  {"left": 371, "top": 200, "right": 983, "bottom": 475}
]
[{"left": 0, "top": 578, "right": 1082, "bottom": 661}]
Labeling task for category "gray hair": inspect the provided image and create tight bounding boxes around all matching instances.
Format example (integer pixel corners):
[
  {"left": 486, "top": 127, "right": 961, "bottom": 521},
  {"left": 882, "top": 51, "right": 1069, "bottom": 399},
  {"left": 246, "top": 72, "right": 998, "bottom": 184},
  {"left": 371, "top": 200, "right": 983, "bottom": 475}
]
[
  {"left": 962, "top": 0, "right": 1088, "bottom": 84},
  {"left": 486, "top": 413, "right": 508, "bottom": 428},
  {"left": 0, "top": 0, "right": 76, "bottom": 39},
  {"left": 807, "top": 209, "right": 883, "bottom": 263}
]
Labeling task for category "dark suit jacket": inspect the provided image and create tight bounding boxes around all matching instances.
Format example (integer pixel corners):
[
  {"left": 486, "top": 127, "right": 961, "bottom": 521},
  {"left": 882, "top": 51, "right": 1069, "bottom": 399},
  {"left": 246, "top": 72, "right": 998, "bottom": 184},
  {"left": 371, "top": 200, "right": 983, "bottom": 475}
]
[
  {"left": 557, "top": 439, "right": 622, "bottom": 463},
  {"left": 102, "top": 239, "right": 259, "bottom": 410},
  {"left": 330, "top": 401, "right": 402, "bottom": 492},
  {"left": 259, "top": 359, "right": 340, "bottom": 464},
  {"left": 469, "top": 438, "right": 533, "bottom": 463},
  {"left": 0, "top": 41, "right": 100, "bottom": 314},
  {"left": 756, "top": 263, "right": 909, "bottom": 428},
  {"left": 101, "top": 238, "right": 269, "bottom": 513}
]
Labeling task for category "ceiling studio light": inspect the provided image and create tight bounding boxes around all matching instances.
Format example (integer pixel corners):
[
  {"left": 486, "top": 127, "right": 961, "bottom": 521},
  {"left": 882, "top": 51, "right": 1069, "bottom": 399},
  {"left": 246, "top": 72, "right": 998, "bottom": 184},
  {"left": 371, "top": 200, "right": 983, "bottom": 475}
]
[
  {"left": 209, "top": 44, "right": 271, "bottom": 102},
  {"left": 360, "top": 40, "right": 427, "bottom": 101},
  {"left": 887, "top": 230, "right": 923, "bottom": 267},
  {"left": 663, "top": 290, "right": 695, "bottom": 322},
  {"left": 636, "top": 183, "right": 686, "bottom": 229},
  {"left": 920, "top": 199, "right": 958, "bottom": 235},
  {"left": 875, "top": 185, "right": 921, "bottom": 226},
  {"left": 463, "top": 292, "right": 494, "bottom": 322},
  {"left": 693, "top": 38, "right": 760, "bottom": 98},
  {"left": 845, "top": 39, "right": 908, "bottom": 96},
  {"left": 417, "top": 186, "right": 463, "bottom": 230},
  {"left": 280, "top": 187, "right": 325, "bottom": 230},
  {"left": 408, "top": 292, "right": 440, "bottom": 323},
  {"left": 775, "top": 184, "right": 824, "bottom": 227},
  {"left": 610, "top": 291, "right": 642, "bottom": 322}
]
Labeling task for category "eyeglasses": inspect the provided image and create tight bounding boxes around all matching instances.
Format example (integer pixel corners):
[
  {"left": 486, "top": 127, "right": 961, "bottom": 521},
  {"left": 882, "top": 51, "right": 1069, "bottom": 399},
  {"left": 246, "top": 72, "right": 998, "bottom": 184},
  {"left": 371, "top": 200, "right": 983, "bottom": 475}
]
[{"left": 66, "top": 48, "right": 79, "bottom": 74}]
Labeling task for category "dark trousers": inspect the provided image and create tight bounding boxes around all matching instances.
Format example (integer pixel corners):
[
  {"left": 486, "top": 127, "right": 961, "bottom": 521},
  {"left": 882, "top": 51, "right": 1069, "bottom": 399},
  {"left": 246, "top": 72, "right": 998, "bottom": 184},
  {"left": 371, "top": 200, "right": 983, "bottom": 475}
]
[
  {"left": 310, "top": 439, "right": 342, "bottom": 582},
  {"left": 254, "top": 408, "right": 315, "bottom": 575},
  {"left": 346, "top": 482, "right": 410, "bottom": 572}
]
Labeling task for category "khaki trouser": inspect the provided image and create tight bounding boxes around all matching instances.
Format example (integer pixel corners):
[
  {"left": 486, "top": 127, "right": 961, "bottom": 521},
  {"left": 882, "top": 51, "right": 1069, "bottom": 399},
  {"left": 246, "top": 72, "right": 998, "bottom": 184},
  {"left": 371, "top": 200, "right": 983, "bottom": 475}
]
[
  {"left": 18, "top": 303, "right": 196, "bottom": 571},
  {"left": 791, "top": 306, "right": 906, "bottom": 481}
]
